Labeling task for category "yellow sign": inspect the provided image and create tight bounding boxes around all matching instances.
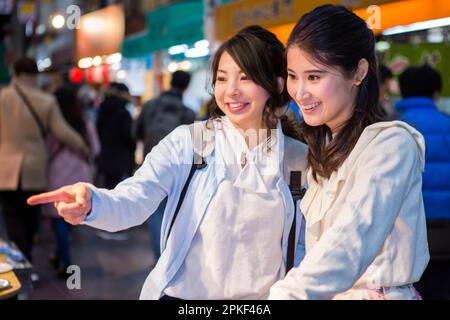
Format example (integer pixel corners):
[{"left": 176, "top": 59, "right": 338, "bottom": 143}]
[
  {"left": 18, "top": 0, "right": 36, "bottom": 23},
  {"left": 215, "top": 0, "right": 403, "bottom": 40},
  {"left": 354, "top": 0, "right": 450, "bottom": 33},
  {"left": 228, "top": 0, "right": 294, "bottom": 31}
]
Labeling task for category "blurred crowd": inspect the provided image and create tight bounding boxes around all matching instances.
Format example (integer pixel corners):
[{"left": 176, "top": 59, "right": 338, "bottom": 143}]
[{"left": 0, "top": 55, "right": 449, "bottom": 299}]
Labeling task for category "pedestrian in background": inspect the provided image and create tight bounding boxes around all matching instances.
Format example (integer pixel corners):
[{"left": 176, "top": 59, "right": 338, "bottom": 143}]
[
  {"left": 95, "top": 82, "right": 136, "bottom": 241},
  {"left": 134, "top": 71, "right": 195, "bottom": 259},
  {"left": 42, "top": 85, "right": 100, "bottom": 278},
  {"left": 378, "top": 64, "right": 394, "bottom": 117},
  {"left": 96, "top": 82, "right": 136, "bottom": 189},
  {"left": 0, "top": 57, "right": 88, "bottom": 274},
  {"left": 396, "top": 64, "right": 450, "bottom": 299}
]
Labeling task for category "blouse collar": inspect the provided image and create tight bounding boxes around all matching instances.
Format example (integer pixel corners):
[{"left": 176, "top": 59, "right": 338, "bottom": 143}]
[{"left": 218, "top": 117, "right": 283, "bottom": 194}]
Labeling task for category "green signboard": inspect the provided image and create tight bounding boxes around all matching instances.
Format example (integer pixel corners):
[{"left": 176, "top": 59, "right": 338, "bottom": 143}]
[
  {"left": 0, "top": 42, "right": 10, "bottom": 85},
  {"left": 122, "top": 0, "right": 204, "bottom": 58},
  {"left": 386, "top": 42, "right": 450, "bottom": 97},
  {"left": 121, "top": 31, "right": 153, "bottom": 58}
]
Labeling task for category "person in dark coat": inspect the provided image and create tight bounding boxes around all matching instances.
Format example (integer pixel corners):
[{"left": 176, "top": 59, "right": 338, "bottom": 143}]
[
  {"left": 134, "top": 71, "right": 195, "bottom": 258},
  {"left": 96, "top": 83, "right": 136, "bottom": 189},
  {"left": 94, "top": 83, "right": 135, "bottom": 241}
]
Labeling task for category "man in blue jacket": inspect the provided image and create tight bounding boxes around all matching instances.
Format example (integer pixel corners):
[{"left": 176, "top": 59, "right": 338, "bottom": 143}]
[{"left": 397, "top": 64, "right": 450, "bottom": 299}]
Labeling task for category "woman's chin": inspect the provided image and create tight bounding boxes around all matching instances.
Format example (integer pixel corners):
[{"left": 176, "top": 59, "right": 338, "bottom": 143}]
[{"left": 303, "top": 117, "right": 324, "bottom": 127}]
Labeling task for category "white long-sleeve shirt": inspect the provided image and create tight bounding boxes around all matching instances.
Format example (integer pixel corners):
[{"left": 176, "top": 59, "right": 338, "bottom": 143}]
[
  {"left": 165, "top": 118, "right": 285, "bottom": 299},
  {"left": 269, "top": 121, "right": 429, "bottom": 300}
]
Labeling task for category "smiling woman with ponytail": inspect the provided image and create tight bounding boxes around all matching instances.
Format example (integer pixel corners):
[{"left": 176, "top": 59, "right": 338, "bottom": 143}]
[{"left": 269, "top": 4, "right": 429, "bottom": 300}]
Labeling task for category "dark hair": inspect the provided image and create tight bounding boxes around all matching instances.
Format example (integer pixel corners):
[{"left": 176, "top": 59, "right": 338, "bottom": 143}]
[
  {"left": 13, "top": 57, "right": 39, "bottom": 76},
  {"left": 54, "top": 86, "right": 90, "bottom": 147},
  {"left": 171, "top": 70, "right": 191, "bottom": 91},
  {"left": 379, "top": 64, "right": 392, "bottom": 83},
  {"left": 110, "top": 82, "right": 130, "bottom": 94},
  {"left": 106, "top": 82, "right": 131, "bottom": 102},
  {"left": 287, "top": 5, "right": 386, "bottom": 181},
  {"left": 399, "top": 64, "right": 442, "bottom": 98},
  {"left": 209, "top": 25, "right": 299, "bottom": 139}
]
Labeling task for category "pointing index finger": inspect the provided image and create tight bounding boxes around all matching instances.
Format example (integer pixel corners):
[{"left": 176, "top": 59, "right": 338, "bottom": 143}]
[{"left": 27, "top": 189, "right": 73, "bottom": 206}]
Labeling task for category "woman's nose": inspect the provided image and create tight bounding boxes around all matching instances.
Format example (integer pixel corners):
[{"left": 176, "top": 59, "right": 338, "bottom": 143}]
[
  {"left": 295, "top": 83, "right": 311, "bottom": 102},
  {"left": 226, "top": 82, "right": 240, "bottom": 96}
]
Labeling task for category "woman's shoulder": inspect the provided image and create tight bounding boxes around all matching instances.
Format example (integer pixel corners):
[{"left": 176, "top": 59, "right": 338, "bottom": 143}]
[
  {"left": 284, "top": 136, "right": 308, "bottom": 156},
  {"left": 361, "top": 121, "right": 424, "bottom": 151},
  {"left": 351, "top": 120, "right": 425, "bottom": 170},
  {"left": 283, "top": 136, "right": 308, "bottom": 171}
]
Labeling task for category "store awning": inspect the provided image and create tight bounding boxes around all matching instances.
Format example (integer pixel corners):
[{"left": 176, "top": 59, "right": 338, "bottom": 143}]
[
  {"left": 121, "top": 31, "right": 152, "bottom": 58},
  {"left": 147, "top": 0, "right": 203, "bottom": 52},
  {"left": 122, "top": 1, "right": 204, "bottom": 58}
]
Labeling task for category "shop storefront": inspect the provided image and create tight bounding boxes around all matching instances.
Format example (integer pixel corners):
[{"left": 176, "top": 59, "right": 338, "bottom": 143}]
[
  {"left": 75, "top": 4, "right": 125, "bottom": 86},
  {"left": 121, "top": 0, "right": 209, "bottom": 112}
]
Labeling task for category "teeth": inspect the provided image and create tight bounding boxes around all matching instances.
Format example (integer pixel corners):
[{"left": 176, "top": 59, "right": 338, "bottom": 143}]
[
  {"left": 301, "top": 102, "right": 320, "bottom": 110},
  {"left": 229, "top": 103, "right": 245, "bottom": 109}
]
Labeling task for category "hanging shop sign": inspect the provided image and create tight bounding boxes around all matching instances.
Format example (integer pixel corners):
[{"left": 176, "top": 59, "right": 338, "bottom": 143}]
[
  {"left": 76, "top": 4, "right": 125, "bottom": 60},
  {"left": 17, "top": 0, "right": 36, "bottom": 23},
  {"left": 215, "top": 0, "right": 408, "bottom": 41}
]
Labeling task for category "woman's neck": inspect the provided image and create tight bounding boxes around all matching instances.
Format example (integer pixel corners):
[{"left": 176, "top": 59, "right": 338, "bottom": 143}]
[{"left": 225, "top": 117, "right": 268, "bottom": 149}]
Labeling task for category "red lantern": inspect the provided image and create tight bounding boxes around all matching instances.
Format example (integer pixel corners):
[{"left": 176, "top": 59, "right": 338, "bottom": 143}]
[
  {"left": 86, "top": 67, "right": 94, "bottom": 83},
  {"left": 69, "top": 67, "right": 84, "bottom": 84},
  {"left": 102, "top": 64, "right": 109, "bottom": 84}
]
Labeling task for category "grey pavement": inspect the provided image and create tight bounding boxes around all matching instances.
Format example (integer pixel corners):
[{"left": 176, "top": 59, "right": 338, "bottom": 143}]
[{"left": 28, "top": 219, "right": 156, "bottom": 300}]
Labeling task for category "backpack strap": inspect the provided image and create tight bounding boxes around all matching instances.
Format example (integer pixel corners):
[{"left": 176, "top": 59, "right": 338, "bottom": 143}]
[
  {"left": 286, "top": 171, "right": 307, "bottom": 273},
  {"left": 165, "top": 122, "right": 214, "bottom": 243}
]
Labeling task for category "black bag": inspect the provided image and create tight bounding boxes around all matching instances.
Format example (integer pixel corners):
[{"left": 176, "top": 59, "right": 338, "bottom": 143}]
[{"left": 143, "top": 95, "right": 192, "bottom": 152}]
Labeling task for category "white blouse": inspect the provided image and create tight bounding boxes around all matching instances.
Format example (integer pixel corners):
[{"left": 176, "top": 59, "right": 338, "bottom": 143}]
[
  {"left": 269, "top": 121, "right": 429, "bottom": 300},
  {"left": 164, "top": 118, "right": 286, "bottom": 299}
]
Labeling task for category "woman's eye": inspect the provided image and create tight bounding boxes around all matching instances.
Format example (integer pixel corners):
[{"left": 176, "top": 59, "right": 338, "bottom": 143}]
[
  {"left": 241, "top": 75, "right": 250, "bottom": 81},
  {"left": 288, "top": 73, "right": 296, "bottom": 80},
  {"left": 308, "top": 75, "right": 320, "bottom": 81},
  {"left": 216, "top": 77, "right": 226, "bottom": 82}
]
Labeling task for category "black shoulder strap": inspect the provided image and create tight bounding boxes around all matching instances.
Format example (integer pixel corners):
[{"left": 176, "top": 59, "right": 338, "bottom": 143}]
[
  {"left": 286, "top": 171, "right": 307, "bottom": 273},
  {"left": 165, "top": 123, "right": 211, "bottom": 243},
  {"left": 165, "top": 123, "right": 306, "bottom": 272},
  {"left": 166, "top": 156, "right": 206, "bottom": 240},
  {"left": 14, "top": 84, "right": 46, "bottom": 140}
]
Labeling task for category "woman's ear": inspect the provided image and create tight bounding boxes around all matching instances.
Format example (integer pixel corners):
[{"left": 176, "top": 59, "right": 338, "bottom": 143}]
[
  {"left": 277, "top": 77, "right": 285, "bottom": 93},
  {"left": 354, "top": 58, "right": 369, "bottom": 86}
]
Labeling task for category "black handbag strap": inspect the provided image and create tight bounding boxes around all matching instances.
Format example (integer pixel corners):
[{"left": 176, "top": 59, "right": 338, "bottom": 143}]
[
  {"left": 166, "top": 157, "right": 206, "bottom": 241},
  {"left": 14, "top": 84, "right": 46, "bottom": 140},
  {"left": 165, "top": 124, "right": 210, "bottom": 244},
  {"left": 286, "top": 171, "right": 306, "bottom": 273}
]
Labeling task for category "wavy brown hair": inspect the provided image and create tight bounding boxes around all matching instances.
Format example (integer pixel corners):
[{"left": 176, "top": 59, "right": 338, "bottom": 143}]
[
  {"left": 287, "top": 5, "right": 386, "bottom": 181},
  {"left": 208, "top": 25, "right": 300, "bottom": 140}
]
